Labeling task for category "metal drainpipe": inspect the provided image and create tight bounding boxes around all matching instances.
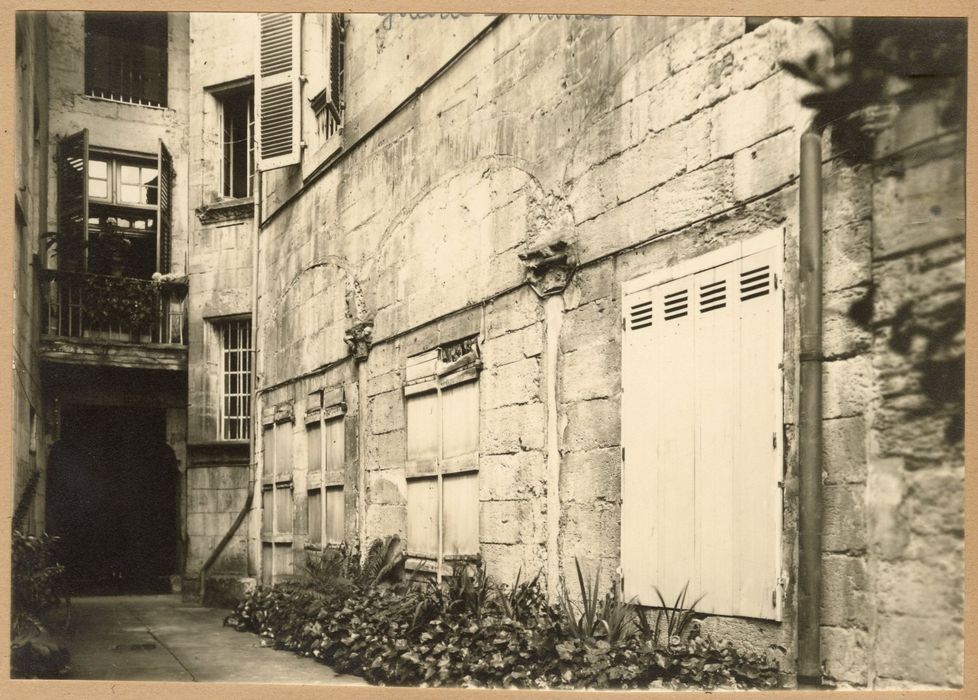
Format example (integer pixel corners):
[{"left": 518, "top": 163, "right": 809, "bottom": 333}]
[
  {"left": 797, "top": 130, "right": 824, "bottom": 686},
  {"left": 198, "top": 166, "right": 262, "bottom": 603}
]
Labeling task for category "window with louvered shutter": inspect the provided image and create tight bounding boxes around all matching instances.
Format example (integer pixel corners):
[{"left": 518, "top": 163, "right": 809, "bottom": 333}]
[
  {"left": 256, "top": 13, "right": 301, "bottom": 171},
  {"left": 156, "top": 139, "right": 173, "bottom": 273},
  {"left": 620, "top": 229, "right": 785, "bottom": 621},
  {"left": 57, "top": 129, "right": 89, "bottom": 271}
]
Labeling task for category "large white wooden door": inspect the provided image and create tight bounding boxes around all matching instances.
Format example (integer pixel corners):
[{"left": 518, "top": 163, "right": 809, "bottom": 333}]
[{"left": 621, "top": 231, "right": 784, "bottom": 620}]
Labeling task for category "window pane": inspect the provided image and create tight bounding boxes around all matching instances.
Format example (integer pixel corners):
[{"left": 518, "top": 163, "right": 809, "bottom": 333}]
[
  {"left": 275, "top": 424, "right": 293, "bottom": 476},
  {"left": 89, "top": 159, "right": 108, "bottom": 179},
  {"left": 324, "top": 417, "right": 344, "bottom": 471},
  {"left": 406, "top": 477, "right": 439, "bottom": 557},
  {"left": 119, "top": 184, "right": 141, "bottom": 204},
  {"left": 443, "top": 472, "right": 479, "bottom": 557},
  {"left": 273, "top": 542, "right": 294, "bottom": 578},
  {"left": 406, "top": 391, "right": 438, "bottom": 461},
  {"left": 89, "top": 180, "right": 108, "bottom": 199},
  {"left": 263, "top": 427, "right": 275, "bottom": 473},
  {"left": 261, "top": 487, "right": 273, "bottom": 536},
  {"left": 307, "top": 489, "right": 322, "bottom": 545},
  {"left": 275, "top": 484, "right": 293, "bottom": 535},
  {"left": 140, "top": 166, "right": 158, "bottom": 185},
  {"left": 120, "top": 165, "right": 140, "bottom": 184},
  {"left": 442, "top": 380, "right": 479, "bottom": 458},
  {"left": 306, "top": 423, "right": 322, "bottom": 474},
  {"left": 325, "top": 486, "right": 344, "bottom": 544},
  {"left": 261, "top": 543, "right": 273, "bottom": 584}
]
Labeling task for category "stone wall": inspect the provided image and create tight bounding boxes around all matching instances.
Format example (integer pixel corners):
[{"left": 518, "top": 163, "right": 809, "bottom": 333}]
[
  {"left": 252, "top": 14, "right": 965, "bottom": 687},
  {"left": 13, "top": 12, "right": 50, "bottom": 533},
  {"left": 182, "top": 13, "right": 257, "bottom": 580}
]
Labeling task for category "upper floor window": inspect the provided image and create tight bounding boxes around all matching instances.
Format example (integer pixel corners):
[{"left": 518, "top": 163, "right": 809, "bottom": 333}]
[
  {"left": 85, "top": 12, "right": 168, "bottom": 107},
  {"left": 88, "top": 155, "right": 158, "bottom": 207},
  {"left": 256, "top": 13, "right": 344, "bottom": 171},
  {"left": 220, "top": 88, "right": 255, "bottom": 199}
]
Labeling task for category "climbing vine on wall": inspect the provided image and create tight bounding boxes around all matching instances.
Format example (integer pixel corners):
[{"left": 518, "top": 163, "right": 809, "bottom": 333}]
[
  {"left": 781, "top": 18, "right": 966, "bottom": 163},
  {"left": 80, "top": 274, "right": 158, "bottom": 330}
]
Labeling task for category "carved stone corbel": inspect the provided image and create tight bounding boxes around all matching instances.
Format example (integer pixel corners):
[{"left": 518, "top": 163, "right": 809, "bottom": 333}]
[
  {"left": 518, "top": 240, "right": 577, "bottom": 298},
  {"left": 344, "top": 320, "right": 374, "bottom": 361}
]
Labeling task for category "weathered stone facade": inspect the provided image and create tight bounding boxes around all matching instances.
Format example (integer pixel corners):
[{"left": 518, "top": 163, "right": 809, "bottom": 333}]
[{"left": 11, "top": 12, "right": 964, "bottom": 689}]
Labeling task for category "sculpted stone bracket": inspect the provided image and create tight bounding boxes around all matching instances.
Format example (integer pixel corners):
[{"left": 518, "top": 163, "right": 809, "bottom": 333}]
[
  {"left": 344, "top": 320, "right": 374, "bottom": 361},
  {"left": 518, "top": 240, "right": 577, "bottom": 298}
]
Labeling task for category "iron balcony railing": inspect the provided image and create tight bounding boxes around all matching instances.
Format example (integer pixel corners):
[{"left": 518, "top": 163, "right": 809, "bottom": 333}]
[{"left": 40, "top": 269, "right": 188, "bottom": 345}]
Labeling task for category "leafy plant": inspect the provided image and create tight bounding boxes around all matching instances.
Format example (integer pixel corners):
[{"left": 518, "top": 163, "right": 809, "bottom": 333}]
[
  {"left": 225, "top": 554, "right": 780, "bottom": 690},
  {"left": 635, "top": 581, "right": 704, "bottom": 648},
  {"left": 79, "top": 274, "right": 159, "bottom": 330},
  {"left": 558, "top": 558, "right": 635, "bottom": 647}
]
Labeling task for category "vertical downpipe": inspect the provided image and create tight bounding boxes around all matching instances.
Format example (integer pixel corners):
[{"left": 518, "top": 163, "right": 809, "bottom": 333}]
[
  {"left": 544, "top": 296, "right": 563, "bottom": 601},
  {"left": 797, "top": 131, "right": 823, "bottom": 685}
]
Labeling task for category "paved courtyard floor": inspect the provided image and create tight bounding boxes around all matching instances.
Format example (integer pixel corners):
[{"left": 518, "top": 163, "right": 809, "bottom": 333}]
[{"left": 65, "top": 594, "right": 366, "bottom": 685}]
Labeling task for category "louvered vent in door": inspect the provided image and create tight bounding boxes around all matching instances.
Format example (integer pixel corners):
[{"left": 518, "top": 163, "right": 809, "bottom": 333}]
[
  {"left": 740, "top": 264, "right": 771, "bottom": 301},
  {"left": 257, "top": 13, "right": 302, "bottom": 170},
  {"left": 664, "top": 289, "right": 689, "bottom": 320},
  {"left": 629, "top": 299, "right": 653, "bottom": 330},
  {"left": 699, "top": 279, "right": 726, "bottom": 313}
]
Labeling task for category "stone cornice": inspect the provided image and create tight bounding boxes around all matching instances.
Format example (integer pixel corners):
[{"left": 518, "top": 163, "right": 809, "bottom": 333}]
[{"left": 195, "top": 198, "right": 255, "bottom": 225}]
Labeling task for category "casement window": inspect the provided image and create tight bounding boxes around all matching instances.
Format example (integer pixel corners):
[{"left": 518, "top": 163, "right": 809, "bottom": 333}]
[
  {"left": 84, "top": 12, "right": 168, "bottom": 107},
  {"left": 620, "top": 229, "right": 785, "bottom": 621},
  {"left": 57, "top": 129, "right": 174, "bottom": 277},
  {"left": 309, "top": 14, "right": 346, "bottom": 140},
  {"left": 305, "top": 387, "right": 347, "bottom": 548},
  {"left": 256, "top": 13, "right": 345, "bottom": 171},
  {"left": 261, "top": 403, "right": 295, "bottom": 583},
  {"left": 219, "top": 317, "right": 252, "bottom": 440},
  {"left": 220, "top": 87, "right": 255, "bottom": 199},
  {"left": 404, "top": 338, "right": 481, "bottom": 572}
]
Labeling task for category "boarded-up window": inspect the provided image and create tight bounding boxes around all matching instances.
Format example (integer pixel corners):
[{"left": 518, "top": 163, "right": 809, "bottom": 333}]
[
  {"left": 256, "top": 13, "right": 301, "bottom": 170},
  {"left": 405, "top": 340, "right": 481, "bottom": 563},
  {"left": 260, "top": 405, "right": 295, "bottom": 583},
  {"left": 620, "top": 230, "right": 784, "bottom": 620},
  {"left": 304, "top": 388, "right": 348, "bottom": 548}
]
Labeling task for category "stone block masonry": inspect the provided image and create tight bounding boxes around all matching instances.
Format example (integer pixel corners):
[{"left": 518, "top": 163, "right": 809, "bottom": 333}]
[{"left": 247, "top": 13, "right": 963, "bottom": 689}]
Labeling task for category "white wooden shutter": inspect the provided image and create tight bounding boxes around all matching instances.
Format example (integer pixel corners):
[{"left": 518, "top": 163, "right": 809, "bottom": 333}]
[
  {"left": 621, "top": 230, "right": 784, "bottom": 620},
  {"left": 256, "top": 13, "right": 302, "bottom": 171}
]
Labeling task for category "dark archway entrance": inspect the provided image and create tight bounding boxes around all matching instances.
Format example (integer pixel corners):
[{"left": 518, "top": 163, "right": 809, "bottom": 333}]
[{"left": 47, "top": 405, "right": 178, "bottom": 594}]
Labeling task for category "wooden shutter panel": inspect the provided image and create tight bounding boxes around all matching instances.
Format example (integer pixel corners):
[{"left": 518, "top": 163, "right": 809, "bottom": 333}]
[
  {"left": 156, "top": 139, "right": 173, "bottom": 272},
  {"left": 256, "top": 13, "right": 302, "bottom": 171},
  {"left": 621, "top": 231, "right": 783, "bottom": 620},
  {"left": 57, "top": 129, "right": 89, "bottom": 268}
]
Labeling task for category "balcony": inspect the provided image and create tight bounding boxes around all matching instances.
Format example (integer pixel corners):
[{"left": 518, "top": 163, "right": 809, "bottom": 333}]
[{"left": 39, "top": 269, "right": 188, "bottom": 371}]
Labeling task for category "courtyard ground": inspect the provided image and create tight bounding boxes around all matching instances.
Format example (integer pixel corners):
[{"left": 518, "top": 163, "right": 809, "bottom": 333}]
[{"left": 64, "top": 594, "right": 365, "bottom": 684}]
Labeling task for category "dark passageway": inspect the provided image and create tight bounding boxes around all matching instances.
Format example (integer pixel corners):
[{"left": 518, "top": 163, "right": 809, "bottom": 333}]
[{"left": 46, "top": 405, "right": 178, "bottom": 594}]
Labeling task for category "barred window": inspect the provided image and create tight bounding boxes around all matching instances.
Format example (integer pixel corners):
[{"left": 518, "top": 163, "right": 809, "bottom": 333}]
[{"left": 220, "top": 318, "right": 252, "bottom": 440}]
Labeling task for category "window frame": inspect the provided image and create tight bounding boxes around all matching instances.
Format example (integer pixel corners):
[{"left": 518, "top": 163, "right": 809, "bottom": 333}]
[
  {"left": 404, "top": 338, "right": 482, "bottom": 580},
  {"left": 218, "top": 85, "right": 255, "bottom": 200},
  {"left": 216, "top": 315, "right": 253, "bottom": 441},
  {"left": 304, "top": 387, "right": 347, "bottom": 549},
  {"left": 84, "top": 12, "right": 168, "bottom": 108},
  {"left": 87, "top": 150, "right": 159, "bottom": 210},
  {"left": 261, "top": 403, "right": 295, "bottom": 583}
]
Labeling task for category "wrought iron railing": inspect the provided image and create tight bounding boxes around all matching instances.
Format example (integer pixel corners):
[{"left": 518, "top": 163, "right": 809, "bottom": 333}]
[{"left": 40, "top": 269, "right": 187, "bottom": 345}]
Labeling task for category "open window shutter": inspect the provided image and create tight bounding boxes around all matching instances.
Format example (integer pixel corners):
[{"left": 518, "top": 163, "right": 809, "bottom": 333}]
[
  {"left": 57, "top": 129, "right": 89, "bottom": 268},
  {"left": 324, "top": 13, "right": 344, "bottom": 120},
  {"left": 257, "top": 13, "right": 302, "bottom": 171},
  {"left": 621, "top": 232, "right": 783, "bottom": 620},
  {"left": 156, "top": 139, "right": 173, "bottom": 272}
]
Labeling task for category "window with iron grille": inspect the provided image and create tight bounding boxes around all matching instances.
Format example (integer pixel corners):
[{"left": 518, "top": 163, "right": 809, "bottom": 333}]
[
  {"left": 220, "top": 318, "right": 252, "bottom": 440},
  {"left": 84, "top": 12, "right": 168, "bottom": 107}
]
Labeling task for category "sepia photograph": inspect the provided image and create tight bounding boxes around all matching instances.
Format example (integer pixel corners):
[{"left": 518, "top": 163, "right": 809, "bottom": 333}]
[{"left": 7, "top": 5, "right": 968, "bottom": 693}]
